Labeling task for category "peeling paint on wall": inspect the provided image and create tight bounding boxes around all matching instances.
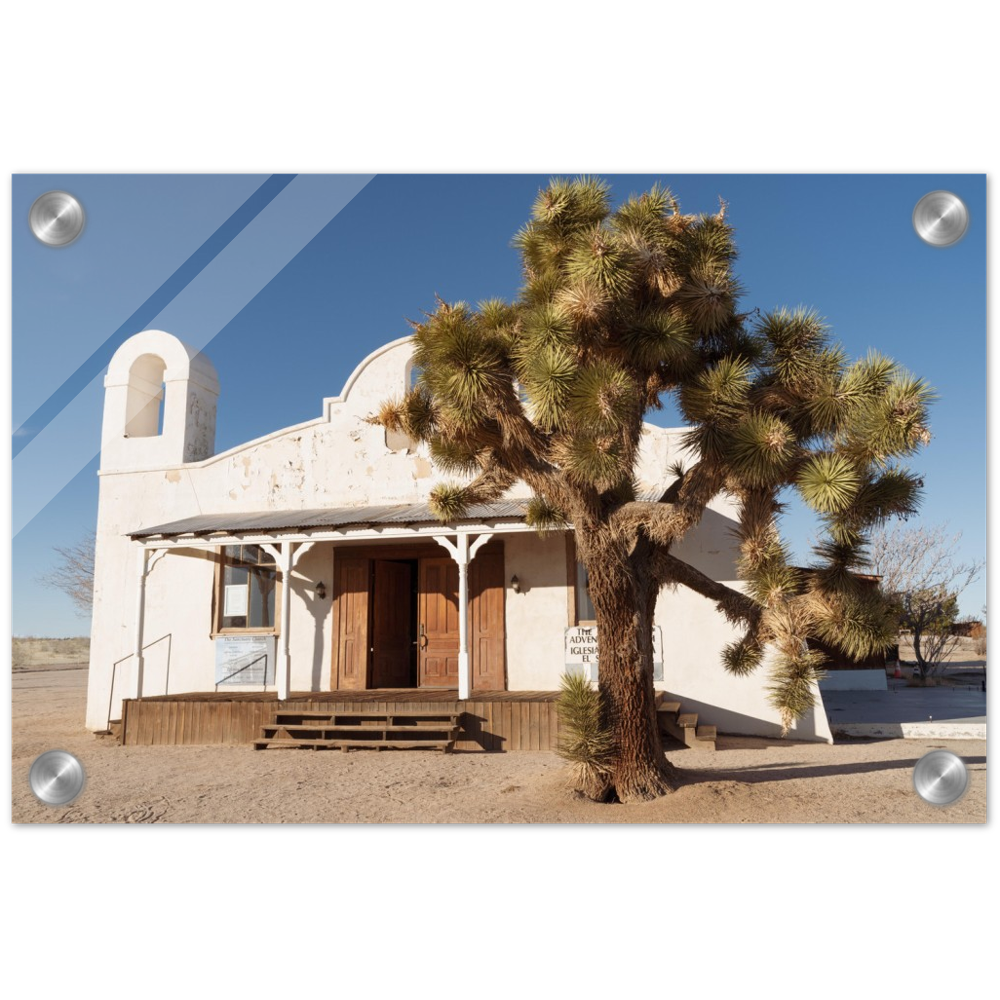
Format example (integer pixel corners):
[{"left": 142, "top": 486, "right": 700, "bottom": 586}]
[{"left": 385, "top": 428, "right": 415, "bottom": 453}]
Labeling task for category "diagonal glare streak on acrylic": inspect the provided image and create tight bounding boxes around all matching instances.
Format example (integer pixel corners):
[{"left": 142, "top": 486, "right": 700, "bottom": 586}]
[
  {"left": 13, "top": 174, "right": 296, "bottom": 457},
  {"left": 12, "top": 174, "right": 376, "bottom": 537}
]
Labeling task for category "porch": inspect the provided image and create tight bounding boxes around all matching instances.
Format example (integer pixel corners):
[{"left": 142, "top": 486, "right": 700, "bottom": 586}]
[
  {"left": 123, "top": 502, "right": 544, "bottom": 712},
  {"left": 119, "top": 689, "right": 562, "bottom": 751}
]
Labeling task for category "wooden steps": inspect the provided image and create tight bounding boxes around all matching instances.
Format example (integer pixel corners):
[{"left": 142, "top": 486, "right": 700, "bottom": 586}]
[
  {"left": 95, "top": 719, "right": 124, "bottom": 744},
  {"left": 655, "top": 693, "right": 716, "bottom": 751},
  {"left": 253, "top": 709, "right": 461, "bottom": 752},
  {"left": 263, "top": 723, "right": 457, "bottom": 734},
  {"left": 255, "top": 737, "right": 456, "bottom": 751}
]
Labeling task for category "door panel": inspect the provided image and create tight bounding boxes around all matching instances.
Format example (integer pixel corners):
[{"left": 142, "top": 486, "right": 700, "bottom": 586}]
[
  {"left": 371, "top": 560, "right": 413, "bottom": 688},
  {"left": 333, "top": 557, "right": 370, "bottom": 690},
  {"left": 470, "top": 549, "right": 506, "bottom": 691},
  {"left": 418, "top": 558, "right": 459, "bottom": 687}
]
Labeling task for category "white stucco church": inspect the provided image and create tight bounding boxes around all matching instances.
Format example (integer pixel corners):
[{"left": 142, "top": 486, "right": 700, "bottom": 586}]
[{"left": 85, "top": 330, "right": 834, "bottom": 745}]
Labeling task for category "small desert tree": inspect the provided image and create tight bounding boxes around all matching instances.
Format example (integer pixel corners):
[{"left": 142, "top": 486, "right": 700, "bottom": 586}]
[
  {"left": 868, "top": 524, "right": 982, "bottom": 678},
  {"left": 375, "top": 177, "right": 931, "bottom": 802},
  {"left": 39, "top": 531, "right": 96, "bottom": 620}
]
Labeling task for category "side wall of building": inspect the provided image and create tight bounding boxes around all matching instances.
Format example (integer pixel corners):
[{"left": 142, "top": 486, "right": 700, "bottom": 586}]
[{"left": 652, "top": 501, "right": 832, "bottom": 741}]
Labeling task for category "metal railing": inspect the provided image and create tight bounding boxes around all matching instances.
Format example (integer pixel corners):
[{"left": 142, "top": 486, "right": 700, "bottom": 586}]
[{"left": 107, "top": 633, "right": 172, "bottom": 731}]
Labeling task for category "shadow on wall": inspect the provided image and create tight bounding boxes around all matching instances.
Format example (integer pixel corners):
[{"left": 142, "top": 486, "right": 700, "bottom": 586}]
[
  {"left": 295, "top": 573, "right": 328, "bottom": 691},
  {"left": 670, "top": 694, "right": 832, "bottom": 742},
  {"left": 669, "top": 506, "right": 741, "bottom": 581}
]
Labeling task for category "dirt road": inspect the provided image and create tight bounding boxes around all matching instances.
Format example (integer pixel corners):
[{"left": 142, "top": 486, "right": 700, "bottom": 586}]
[{"left": 12, "top": 663, "right": 986, "bottom": 824}]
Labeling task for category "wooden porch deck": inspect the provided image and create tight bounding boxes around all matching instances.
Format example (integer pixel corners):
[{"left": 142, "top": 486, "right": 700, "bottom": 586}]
[{"left": 120, "top": 690, "right": 561, "bottom": 751}]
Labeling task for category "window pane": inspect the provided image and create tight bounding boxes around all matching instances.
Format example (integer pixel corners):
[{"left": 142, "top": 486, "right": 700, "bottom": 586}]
[
  {"left": 220, "top": 546, "right": 277, "bottom": 630},
  {"left": 576, "top": 562, "right": 595, "bottom": 622},
  {"left": 224, "top": 563, "right": 248, "bottom": 587},
  {"left": 248, "top": 567, "right": 277, "bottom": 628}
]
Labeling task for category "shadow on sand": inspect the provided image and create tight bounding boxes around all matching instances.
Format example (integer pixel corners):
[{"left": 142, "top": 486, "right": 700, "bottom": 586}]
[{"left": 676, "top": 755, "right": 986, "bottom": 787}]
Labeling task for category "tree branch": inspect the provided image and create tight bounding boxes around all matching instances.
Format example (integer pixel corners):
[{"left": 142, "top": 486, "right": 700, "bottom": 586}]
[
  {"left": 658, "top": 461, "right": 702, "bottom": 503},
  {"left": 653, "top": 550, "right": 762, "bottom": 631},
  {"left": 611, "top": 462, "right": 725, "bottom": 546}
]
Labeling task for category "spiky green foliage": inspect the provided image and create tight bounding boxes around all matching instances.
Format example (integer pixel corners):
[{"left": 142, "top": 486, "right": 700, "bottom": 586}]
[
  {"left": 428, "top": 439, "right": 481, "bottom": 475},
  {"left": 808, "top": 589, "right": 898, "bottom": 661},
  {"left": 428, "top": 482, "right": 475, "bottom": 521},
  {"left": 723, "top": 635, "right": 764, "bottom": 677},
  {"left": 524, "top": 496, "right": 568, "bottom": 534},
  {"left": 746, "top": 553, "right": 801, "bottom": 607},
  {"left": 371, "top": 176, "right": 935, "bottom": 768},
  {"left": 729, "top": 413, "right": 795, "bottom": 487},
  {"left": 767, "top": 649, "right": 828, "bottom": 736},
  {"left": 556, "top": 670, "right": 615, "bottom": 798},
  {"left": 621, "top": 307, "right": 694, "bottom": 371},
  {"left": 797, "top": 454, "right": 860, "bottom": 513},
  {"left": 520, "top": 343, "right": 576, "bottom": 430}
]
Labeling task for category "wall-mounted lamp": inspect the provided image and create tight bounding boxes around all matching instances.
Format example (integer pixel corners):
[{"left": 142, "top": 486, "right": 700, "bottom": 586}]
[
  {"left": 314, "top": 581, "right": 327, "bottom": 600},
  {"left": 510, "top": 575, "right": 521, "bottom": 594}
]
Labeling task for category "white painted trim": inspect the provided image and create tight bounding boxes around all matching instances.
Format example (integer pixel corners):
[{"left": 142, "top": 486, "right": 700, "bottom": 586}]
[
  {"left": 147, "top": 549, "right": 168, "bottom": 572},
  {"left": 290, "top": 541, "right": 316, "bottom": 569},
  {"left": 259, "top": 542, "right": 283, "bottom": 564},
  {"left": 433, "top": 534, "right": 458, "bottom": 559},
  {"left": 322, "top": 334, "right": 414, "bottom": 409},
  {"left": 469, "top": 532, "right": 494, "bottom": 559},
  {"left": 135, "top": 520, "right": 548, "bottom": 549}
]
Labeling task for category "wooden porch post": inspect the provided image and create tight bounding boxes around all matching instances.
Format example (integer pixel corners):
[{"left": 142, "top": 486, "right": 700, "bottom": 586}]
[
  {"left": 456, "top": 534, "right": 470, "bottom": 700},
  {"left": 435, "top": 532, "right": 494, "bottom": 700},
  {"left": 260, "top": 540, "right": 314, "bottom": 700},
  {"left": 132, "top": 545, "right": 150, "bottom": 700},
  {"left": 277, "top": 543, "right": 293, "bottom": 700}
]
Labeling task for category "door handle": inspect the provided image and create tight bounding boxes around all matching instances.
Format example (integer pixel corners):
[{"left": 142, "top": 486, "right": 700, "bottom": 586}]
[{"left": 419, "top": 624, "right": 428, "bottom": 649}]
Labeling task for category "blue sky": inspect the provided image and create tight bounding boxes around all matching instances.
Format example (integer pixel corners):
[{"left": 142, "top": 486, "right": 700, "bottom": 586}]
[{"left": 11, "top": 173, "right": 986, "bottom": 635}]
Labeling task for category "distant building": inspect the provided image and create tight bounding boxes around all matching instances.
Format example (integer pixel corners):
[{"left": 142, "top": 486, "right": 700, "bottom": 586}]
[{"left": 950, "top": 620, "right": 984, "bottom": 639}]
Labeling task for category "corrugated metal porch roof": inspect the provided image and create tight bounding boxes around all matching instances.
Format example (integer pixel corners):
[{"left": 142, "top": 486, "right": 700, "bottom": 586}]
[{"left": 128, "top": 500, "right": 532, "bottom": 539}]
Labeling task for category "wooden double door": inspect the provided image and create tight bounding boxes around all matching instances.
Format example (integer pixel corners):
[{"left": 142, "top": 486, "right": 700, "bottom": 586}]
[{"left": 333, "top": 544, "right": 506, "bottom": 692}]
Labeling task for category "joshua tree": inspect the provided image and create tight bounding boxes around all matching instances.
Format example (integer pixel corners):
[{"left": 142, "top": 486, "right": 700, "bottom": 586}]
[{"left": 374, "top": 177, "right": 931, "bottom": 802}]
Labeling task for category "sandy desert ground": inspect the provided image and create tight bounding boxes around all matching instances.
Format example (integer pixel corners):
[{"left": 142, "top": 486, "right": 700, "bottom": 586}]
[{"left": 10, "top": 648, "right": 986, "bottom": 824}]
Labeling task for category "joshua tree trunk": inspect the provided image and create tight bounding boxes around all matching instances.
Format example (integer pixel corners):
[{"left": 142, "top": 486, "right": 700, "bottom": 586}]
[{"left": 586, "top": 534, "right": 678, "bottom": 802}]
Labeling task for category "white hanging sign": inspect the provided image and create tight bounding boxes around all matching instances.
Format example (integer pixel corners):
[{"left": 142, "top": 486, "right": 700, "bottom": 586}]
[
  {"left": 564, "top": 625, "right": 663, "bottom": 681},
  {"left": 223, "top": 584, "right": 249, "bottom": 617}
]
